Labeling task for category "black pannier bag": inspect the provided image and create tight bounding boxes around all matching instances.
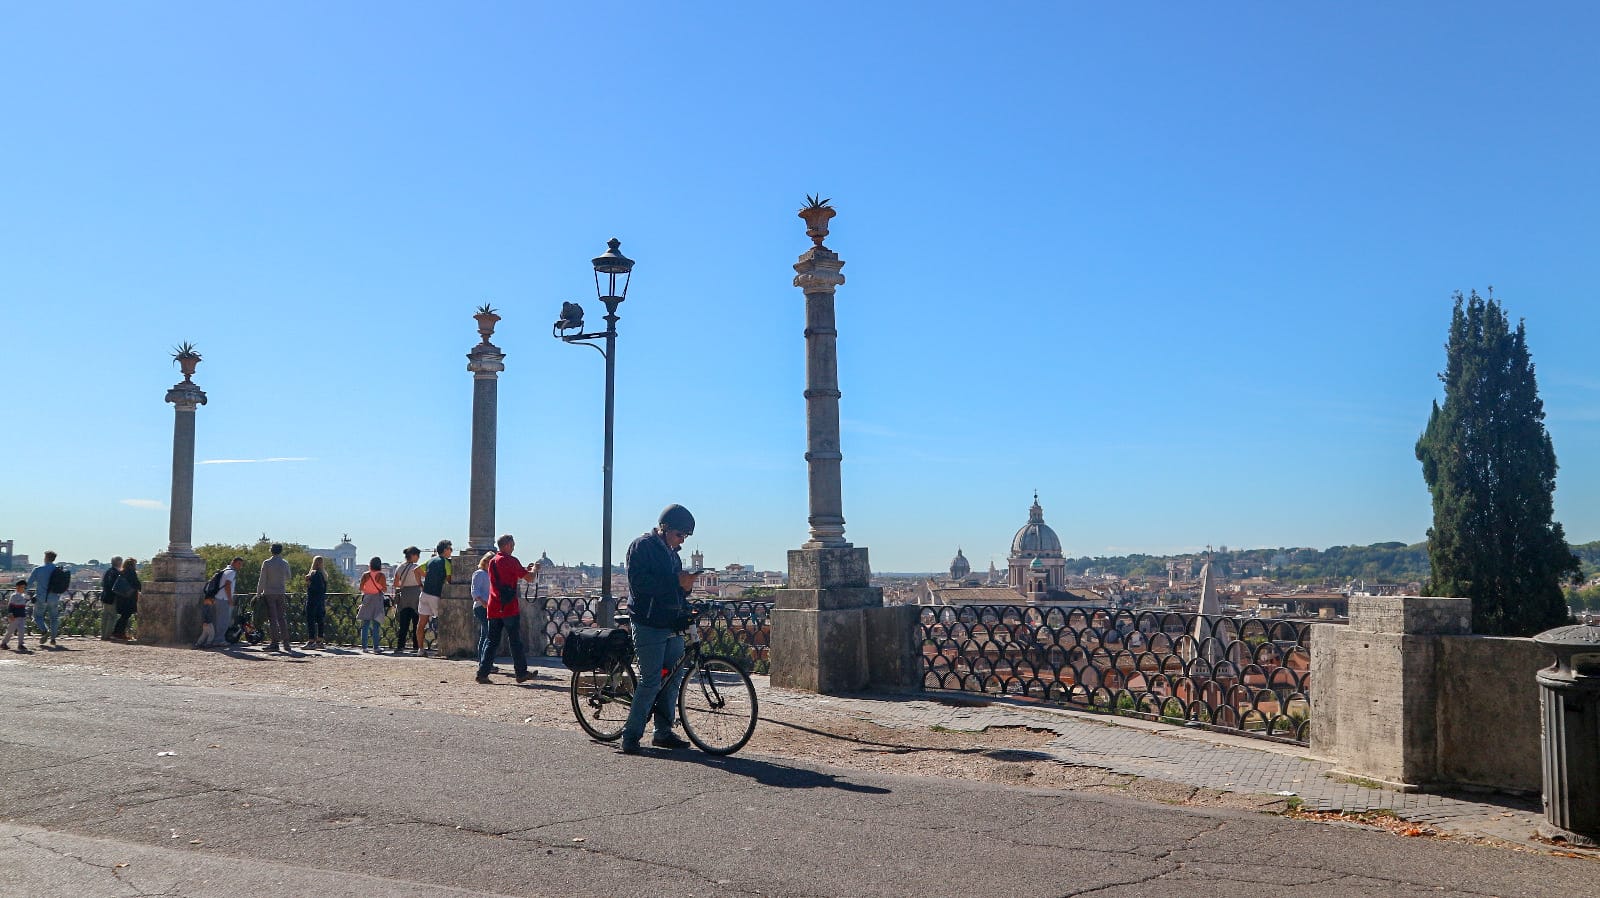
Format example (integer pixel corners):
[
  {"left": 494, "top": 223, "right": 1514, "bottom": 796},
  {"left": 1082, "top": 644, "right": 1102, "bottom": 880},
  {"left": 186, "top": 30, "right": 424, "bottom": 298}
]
[{"left": 562, "top": 627, "right": 633, "bottom": 672}]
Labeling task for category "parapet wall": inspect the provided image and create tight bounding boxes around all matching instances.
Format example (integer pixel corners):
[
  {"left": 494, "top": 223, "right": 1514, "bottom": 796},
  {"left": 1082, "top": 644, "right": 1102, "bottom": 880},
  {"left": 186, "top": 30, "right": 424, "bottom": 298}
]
[{"left": 1312, "top": 594, "right": 1548, "bottom": 793}]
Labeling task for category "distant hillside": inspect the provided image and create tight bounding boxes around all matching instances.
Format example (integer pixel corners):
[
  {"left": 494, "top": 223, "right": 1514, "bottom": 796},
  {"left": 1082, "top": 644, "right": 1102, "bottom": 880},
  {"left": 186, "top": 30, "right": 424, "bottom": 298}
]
[{"left": 1066, "top": 539, "right": 1600, "bottom": 585}]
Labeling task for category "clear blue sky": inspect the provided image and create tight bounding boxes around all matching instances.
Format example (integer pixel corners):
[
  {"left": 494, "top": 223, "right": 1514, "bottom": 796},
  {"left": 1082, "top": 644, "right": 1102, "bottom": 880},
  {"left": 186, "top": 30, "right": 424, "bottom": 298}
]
[{"left": 5, "top": 3, "right": 1599, "bottom": 573}]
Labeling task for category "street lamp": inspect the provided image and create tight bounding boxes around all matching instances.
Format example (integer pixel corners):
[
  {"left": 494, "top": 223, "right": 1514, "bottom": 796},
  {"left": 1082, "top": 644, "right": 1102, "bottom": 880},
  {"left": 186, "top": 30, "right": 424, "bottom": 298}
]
[{"left": 553, "top": 237, "right": 634, "bottom": 624}]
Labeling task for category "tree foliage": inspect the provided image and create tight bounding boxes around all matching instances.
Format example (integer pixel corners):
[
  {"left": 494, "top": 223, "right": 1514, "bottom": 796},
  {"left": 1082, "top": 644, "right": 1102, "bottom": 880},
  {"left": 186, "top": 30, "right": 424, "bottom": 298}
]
[
  {"left": 1415, "top": 290, "right": 1578, "bottom": 635},
  {"left": 194, "top": 539, "right": 352, "bottom": 595}
]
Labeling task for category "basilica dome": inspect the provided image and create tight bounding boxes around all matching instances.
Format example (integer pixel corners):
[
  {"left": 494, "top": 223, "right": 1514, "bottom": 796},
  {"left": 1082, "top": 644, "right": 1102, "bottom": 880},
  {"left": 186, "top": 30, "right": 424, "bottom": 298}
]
[
  {"left": 1011, "top": 493, "right": 1063, "bottom": 556},
  {"left": 949, "top": 548, "right": 971, "bottom": 580}
]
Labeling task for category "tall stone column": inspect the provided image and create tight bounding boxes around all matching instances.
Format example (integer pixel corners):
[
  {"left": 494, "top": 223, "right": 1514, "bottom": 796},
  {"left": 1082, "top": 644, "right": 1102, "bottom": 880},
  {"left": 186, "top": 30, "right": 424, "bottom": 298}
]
[
  {"left": 770, "top": 200, "right": 920, "bottom": 694},
  {"left": 438, "top": 309, "right": 507, "bottom": 659},
  {"left": 143, "top": 352, "right": 208, "bottom": 645}
]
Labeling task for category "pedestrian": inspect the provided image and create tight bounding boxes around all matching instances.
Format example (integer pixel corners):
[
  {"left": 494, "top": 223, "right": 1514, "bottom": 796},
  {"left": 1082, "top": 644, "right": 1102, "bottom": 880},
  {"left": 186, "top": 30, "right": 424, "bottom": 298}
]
[
  {"left": 470, "top": 552, "right": 497, "bottom": 674},
  {"left": 391, "top": 546, "right": 423, "bottom": 653},
  {"left": 195, "top": 595, "right": 216, "bottom": 648},
  {"left": 2, "top": 579, "right": 30, "bottom": 653},
  {"left": 99, "top": 556, "right": 122, "bottom": 640},
  {"left": 417, "top": 540, "right": 452, "bottom": 657},
  {"left": 256, "top": 543, "right": 293, "bottom": 652},
  {"left": 110, "top": 557, "right": 141, "bottom": 641},
  {"left": 215, "top": 557, "right": 243, "bottom": 647},
  {"left": 475, "top": 534, "right": 540, "bottom": 684},
  {"left": 304, "top": 555, "right": 328, "bottom": 650},
  {"left": 619, "top": 504, "right": 699, "bottom": 755},
  {"left": 26, "top": 550, "right": 62, "bottom": 647},
  {"left": 356, "top": 557, "right": 388, "bottom": 653}
]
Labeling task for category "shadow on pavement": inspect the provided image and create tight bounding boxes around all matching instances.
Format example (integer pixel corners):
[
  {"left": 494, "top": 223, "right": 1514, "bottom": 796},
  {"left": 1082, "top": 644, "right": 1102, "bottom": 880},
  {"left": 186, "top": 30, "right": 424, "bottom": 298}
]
[{"left": 655, "top": 750, "right": 892, "bottom": 794}]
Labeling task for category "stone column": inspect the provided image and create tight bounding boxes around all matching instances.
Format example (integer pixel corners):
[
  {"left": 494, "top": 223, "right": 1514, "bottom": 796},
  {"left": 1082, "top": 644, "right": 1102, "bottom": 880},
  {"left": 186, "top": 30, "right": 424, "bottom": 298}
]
[
  {"left": 438, "top": 312, "right": 507, "bottom": 660},
  {"left": 770, "top": 202, "right": 920, "bottom": 694},
  {"left": 142, "top": 359, "right": 209, "bottom": 645}
]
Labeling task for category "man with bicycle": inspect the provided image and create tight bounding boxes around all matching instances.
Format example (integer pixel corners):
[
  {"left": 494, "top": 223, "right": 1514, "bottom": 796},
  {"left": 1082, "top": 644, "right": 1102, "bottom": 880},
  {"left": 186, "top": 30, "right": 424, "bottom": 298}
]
[{"left": 619, "top": 504, "right": 699, "bottom": 755}]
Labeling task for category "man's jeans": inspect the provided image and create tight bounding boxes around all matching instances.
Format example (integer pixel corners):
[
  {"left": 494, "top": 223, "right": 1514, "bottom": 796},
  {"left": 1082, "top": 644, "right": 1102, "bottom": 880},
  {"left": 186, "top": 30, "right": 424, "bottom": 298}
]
[
  {"left": 99, "top": 602, "right": 117, "bottom": 639},
  {"left": 213, "top": 597, "right": 231, "bottom": 645},
  {"left": 478, "top": 613, "right": 526, "bottom": 677},
  {"left": 623, "top": 622, "right": 685, "bottom": 745},
  {"left": 33, "top": 593, "right": 60, "bottom": 640},
  {"left": 473, "top": 605, "right": 491, "bottom": 665}
]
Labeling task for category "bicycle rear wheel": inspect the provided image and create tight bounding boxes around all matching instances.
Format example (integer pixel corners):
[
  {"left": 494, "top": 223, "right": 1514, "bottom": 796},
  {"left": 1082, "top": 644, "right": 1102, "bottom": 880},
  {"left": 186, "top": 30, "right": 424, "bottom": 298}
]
[
  {"left": 570, "top": 661, "right": 637, "bottom": 742},
  {"left": 678, "top": 655, "right": 758, "bottom": 755}
]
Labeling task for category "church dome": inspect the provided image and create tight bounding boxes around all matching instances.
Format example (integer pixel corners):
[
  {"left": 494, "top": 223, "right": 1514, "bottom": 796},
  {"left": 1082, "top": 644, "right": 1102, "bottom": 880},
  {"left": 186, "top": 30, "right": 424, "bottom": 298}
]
[
  {"left": 1011, "top": 493, "right": 1063, "bottom": 556},
  {"left": 949, "top": 549, "right": 970, "bottom": 580}
]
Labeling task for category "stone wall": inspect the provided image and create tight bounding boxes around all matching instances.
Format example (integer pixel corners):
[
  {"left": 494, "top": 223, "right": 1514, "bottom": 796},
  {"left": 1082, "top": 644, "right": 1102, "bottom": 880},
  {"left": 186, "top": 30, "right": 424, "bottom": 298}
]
[
  {"left": 1435, "top": 635, "right": 1547, "bottom": 793},
  {"left": 1312, "top": 594, "right": 1549, "bottom": 794}
]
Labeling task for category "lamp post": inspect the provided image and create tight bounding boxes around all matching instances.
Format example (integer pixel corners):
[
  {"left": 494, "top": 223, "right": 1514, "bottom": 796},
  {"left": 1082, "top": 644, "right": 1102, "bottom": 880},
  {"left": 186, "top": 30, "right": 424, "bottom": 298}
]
[{"left": 553, "top": 237, "right": 634, "bottom": 624}]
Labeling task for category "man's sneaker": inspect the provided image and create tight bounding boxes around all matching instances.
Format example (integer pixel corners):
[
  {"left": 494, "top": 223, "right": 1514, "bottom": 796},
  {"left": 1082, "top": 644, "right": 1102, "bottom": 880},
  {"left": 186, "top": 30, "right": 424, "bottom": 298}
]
[
  {"left": 16, "top": 647, "right": 31, "bottom": 655},
  {"left": 620, "top": 740, "right": 643, "bottom": 755},
  {"left": 475, "top": 675, "right": 492, "bottom": 684},
  {"left": 651, "top": 732, "right": 691, "bottom": 750},
  {"left": 516, "top": 671, "right": 537, "bottom": 683}
]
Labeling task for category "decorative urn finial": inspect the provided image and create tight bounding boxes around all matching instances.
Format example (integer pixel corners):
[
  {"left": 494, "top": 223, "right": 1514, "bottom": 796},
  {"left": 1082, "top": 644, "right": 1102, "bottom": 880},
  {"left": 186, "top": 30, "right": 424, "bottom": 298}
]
[
  {"left": 171, "top": 342, "right": 202, "bottom": 381},
  {"left": 473, "top": 303, "right": 501, "bottom": 341},
  {"left": 798, "top": 194, "right": 835, "bottom": 246}
]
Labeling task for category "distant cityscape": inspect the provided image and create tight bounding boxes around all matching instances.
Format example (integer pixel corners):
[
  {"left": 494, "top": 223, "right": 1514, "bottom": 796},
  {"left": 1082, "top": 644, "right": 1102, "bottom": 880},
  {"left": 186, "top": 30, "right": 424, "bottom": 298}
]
[{"left": 8, "top": 497, "right": 1600, "bottom": 616}]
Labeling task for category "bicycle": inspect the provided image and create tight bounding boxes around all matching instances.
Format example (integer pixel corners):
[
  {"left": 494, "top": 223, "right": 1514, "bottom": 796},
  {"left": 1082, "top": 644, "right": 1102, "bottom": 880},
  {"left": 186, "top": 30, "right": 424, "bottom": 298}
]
[{"left": 569, "top": 601, "right": 758, "bottom": 755}]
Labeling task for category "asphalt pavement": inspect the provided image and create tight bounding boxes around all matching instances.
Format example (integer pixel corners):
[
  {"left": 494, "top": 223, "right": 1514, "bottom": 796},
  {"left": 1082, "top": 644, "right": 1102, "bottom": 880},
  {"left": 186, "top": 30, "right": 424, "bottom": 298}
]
[{"left": 1, "top": 660, "right": 1593, "bottom": 897}]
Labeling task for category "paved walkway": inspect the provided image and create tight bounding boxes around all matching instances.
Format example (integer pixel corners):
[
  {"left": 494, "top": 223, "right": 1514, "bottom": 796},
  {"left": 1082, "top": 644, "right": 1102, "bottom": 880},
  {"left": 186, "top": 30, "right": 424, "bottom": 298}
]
[{"left": 760, "top": 684, "right": 1570, "bottom": 852}]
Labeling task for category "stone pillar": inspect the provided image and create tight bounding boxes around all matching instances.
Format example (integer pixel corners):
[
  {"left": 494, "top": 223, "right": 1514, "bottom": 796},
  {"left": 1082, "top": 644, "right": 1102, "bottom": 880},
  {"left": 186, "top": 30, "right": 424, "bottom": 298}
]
[
  {"left": 1310, "top": 594, "right": 1471, "bottom": 790},
  {"left": 439, "top": 312, "right": 508, "bottom": 660},
  {"left": 769, "top": 201, "right": 920, "bottom": 695},
  {"left": 142, "top": 359, "right": 209, "bottom": 645}
]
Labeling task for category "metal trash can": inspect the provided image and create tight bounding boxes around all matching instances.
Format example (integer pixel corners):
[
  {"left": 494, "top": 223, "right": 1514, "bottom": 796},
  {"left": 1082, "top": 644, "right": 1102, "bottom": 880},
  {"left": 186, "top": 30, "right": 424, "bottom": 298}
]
[{"left": 1533, "top": 623, "right": 1600, "bottom": 847}]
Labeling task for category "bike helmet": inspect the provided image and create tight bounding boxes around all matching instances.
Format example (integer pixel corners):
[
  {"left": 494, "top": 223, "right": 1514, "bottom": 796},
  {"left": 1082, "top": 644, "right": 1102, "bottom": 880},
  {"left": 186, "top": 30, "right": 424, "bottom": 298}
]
[{"left": 658, "top": 504, "right": 695, "bottom": 536}]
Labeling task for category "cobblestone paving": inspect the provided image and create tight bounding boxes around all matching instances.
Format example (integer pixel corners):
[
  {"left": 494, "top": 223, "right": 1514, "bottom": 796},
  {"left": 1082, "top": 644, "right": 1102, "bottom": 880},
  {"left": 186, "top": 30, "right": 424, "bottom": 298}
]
[{"left": 760, "top": 686, "right": 1562, "bottom": 851}]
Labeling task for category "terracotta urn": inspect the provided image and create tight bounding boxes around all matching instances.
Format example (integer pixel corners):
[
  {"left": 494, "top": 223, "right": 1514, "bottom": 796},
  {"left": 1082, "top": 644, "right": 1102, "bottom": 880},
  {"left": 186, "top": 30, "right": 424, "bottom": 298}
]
[
  {"left": 177, "top": 356, "right": 200, "bottom": 379},
  {"left": 474, "top": 311, "right": 501, "bottom": 340},
  {"left": 798, "top": 205, "right": 836, "bottom": 246}
]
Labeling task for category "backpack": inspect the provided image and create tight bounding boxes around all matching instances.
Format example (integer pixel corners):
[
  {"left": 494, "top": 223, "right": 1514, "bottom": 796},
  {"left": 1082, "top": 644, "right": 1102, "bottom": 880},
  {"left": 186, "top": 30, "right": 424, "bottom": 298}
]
[
  {"left": 47, "top": 565, "right": 71, "bottom": 594},
  {"left": 423, "top": 559, "right": 448, "bottom": 596},
  {"left": 202, "top": 568, "right": 227, "bottom": 599},
  {"left": 113, "top": 574, "right": 135, "bottom": 599},
  {"left": 561, "top": 627, "right": 633, "bottom": 672}
]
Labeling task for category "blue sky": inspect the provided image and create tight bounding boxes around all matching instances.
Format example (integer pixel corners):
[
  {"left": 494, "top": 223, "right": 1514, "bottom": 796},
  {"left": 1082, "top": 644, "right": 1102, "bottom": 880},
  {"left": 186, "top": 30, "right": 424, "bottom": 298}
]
[{"left": 4, "top": 3, "right": 1599, "bottom": 573}]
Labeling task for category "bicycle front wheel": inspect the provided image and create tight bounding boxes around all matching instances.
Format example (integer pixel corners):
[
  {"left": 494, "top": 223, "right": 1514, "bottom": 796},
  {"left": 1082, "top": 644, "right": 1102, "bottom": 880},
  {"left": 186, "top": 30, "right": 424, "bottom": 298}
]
[
  {"left": 570, "top": 661, "right": 637, "bottom": 742},
  {"left": 678, "top": 655, "right": 758, "bottom": 755}
]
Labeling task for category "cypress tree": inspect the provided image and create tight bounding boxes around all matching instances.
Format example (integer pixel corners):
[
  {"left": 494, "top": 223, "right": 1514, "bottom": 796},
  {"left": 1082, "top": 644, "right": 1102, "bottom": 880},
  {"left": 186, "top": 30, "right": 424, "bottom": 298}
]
[{"left": 1415, "top": 290, "right": 1579, "bottom": 635}]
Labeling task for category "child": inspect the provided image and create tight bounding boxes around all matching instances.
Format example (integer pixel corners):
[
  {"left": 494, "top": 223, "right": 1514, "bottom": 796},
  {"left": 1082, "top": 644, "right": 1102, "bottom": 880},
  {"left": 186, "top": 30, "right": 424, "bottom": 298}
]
[
  {"left": 195, "top": 595, "right": 216, "bottom": 648},
  {"left": 2, "top": 579, "right": 30, "bottom": 654}
]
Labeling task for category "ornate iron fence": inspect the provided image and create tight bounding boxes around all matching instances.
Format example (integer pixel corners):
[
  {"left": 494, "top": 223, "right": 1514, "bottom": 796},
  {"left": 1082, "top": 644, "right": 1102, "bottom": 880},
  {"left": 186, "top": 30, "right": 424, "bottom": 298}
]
[
  {"left": 533, "top": 591, "right": 772, "bottom": 674},
  {"left": 920, "top": 605, "right": 1312, "bottom": 744}
]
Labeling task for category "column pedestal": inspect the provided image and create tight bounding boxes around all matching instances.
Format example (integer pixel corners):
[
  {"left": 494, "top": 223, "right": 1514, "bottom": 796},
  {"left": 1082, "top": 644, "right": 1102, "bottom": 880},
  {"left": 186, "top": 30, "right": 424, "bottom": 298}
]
[
  {"left": 770, "top": 547, "right": 920, "bottom": 694},
  {"left": 141, "top": 552, "right": 206, "bottom": 645}
]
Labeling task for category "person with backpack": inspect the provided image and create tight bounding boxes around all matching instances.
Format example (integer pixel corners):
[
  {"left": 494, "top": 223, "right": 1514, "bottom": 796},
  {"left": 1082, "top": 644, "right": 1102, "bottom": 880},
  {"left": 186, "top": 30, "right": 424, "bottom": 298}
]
[
  {"left": 475, "top": 534, "right": 540, "bottom": 684},
  {"left": 99, "top": 556, "right": 123, "bottom": 640},
  {"left": 416, "top": 540, "right": 452, "bottom": 657},
  {"left": 26, "top": 551, "right": 66, "bottom": 647},
  {"left": 213, "top": 557, "right": 242, "bottom": 647},
  {"left": 110, "top": 557, "right": 141, "bottom": 641}
]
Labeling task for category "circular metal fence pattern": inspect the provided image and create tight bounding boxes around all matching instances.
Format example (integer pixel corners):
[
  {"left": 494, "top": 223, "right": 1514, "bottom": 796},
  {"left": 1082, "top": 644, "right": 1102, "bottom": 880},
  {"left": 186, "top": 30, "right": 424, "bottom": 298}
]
[
  {"left": 534, "top": 592, "right": 772, "bottom": 674},
  {"left": 920, "top": 605, "right": 1311, "bottom": 744}
]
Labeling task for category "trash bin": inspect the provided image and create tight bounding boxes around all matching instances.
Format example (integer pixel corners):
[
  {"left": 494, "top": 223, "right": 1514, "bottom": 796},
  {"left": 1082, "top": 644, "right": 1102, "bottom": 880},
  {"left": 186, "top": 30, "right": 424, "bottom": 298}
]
[{"left": 1533, "top": 623, "right": 1600, "bottom": 848}]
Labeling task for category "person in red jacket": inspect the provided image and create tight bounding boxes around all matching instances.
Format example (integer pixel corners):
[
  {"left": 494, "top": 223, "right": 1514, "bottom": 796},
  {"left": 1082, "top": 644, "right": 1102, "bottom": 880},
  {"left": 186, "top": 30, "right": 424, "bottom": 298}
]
[{"left": 477, "top": 534, "right": 541, "bottom": 684}]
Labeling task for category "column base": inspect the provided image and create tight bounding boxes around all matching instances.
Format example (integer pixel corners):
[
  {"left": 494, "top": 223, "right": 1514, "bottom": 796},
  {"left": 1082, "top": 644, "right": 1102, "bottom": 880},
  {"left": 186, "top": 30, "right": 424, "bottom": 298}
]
[
  {"left": 140, "top": 552, "right": 207, "bottom": 646},
  {"left": 769, "top": 585, "right": 921, "bottom": 695}
]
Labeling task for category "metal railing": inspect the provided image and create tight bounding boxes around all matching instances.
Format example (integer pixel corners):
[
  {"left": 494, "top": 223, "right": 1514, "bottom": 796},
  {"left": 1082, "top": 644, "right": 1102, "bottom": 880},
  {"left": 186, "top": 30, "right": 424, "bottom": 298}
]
[
  {"left": 920, "top": 605, "right": 1312, "bottom": 744},
  {"left": 533, "top": 590, "right": 772, "bottom": 674}
]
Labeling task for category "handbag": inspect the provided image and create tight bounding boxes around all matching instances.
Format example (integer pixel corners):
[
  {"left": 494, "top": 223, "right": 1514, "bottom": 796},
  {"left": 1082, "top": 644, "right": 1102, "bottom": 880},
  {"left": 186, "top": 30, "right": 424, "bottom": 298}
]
[{"left": 113, "top": 575, "right": 135, "bottom": 599}]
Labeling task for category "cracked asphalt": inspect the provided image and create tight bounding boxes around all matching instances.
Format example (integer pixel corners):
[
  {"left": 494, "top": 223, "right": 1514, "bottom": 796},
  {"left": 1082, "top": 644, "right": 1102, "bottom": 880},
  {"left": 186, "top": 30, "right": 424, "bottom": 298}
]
[{"left": 2, "top": 658, "right": 1595, "bottom": 897}]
